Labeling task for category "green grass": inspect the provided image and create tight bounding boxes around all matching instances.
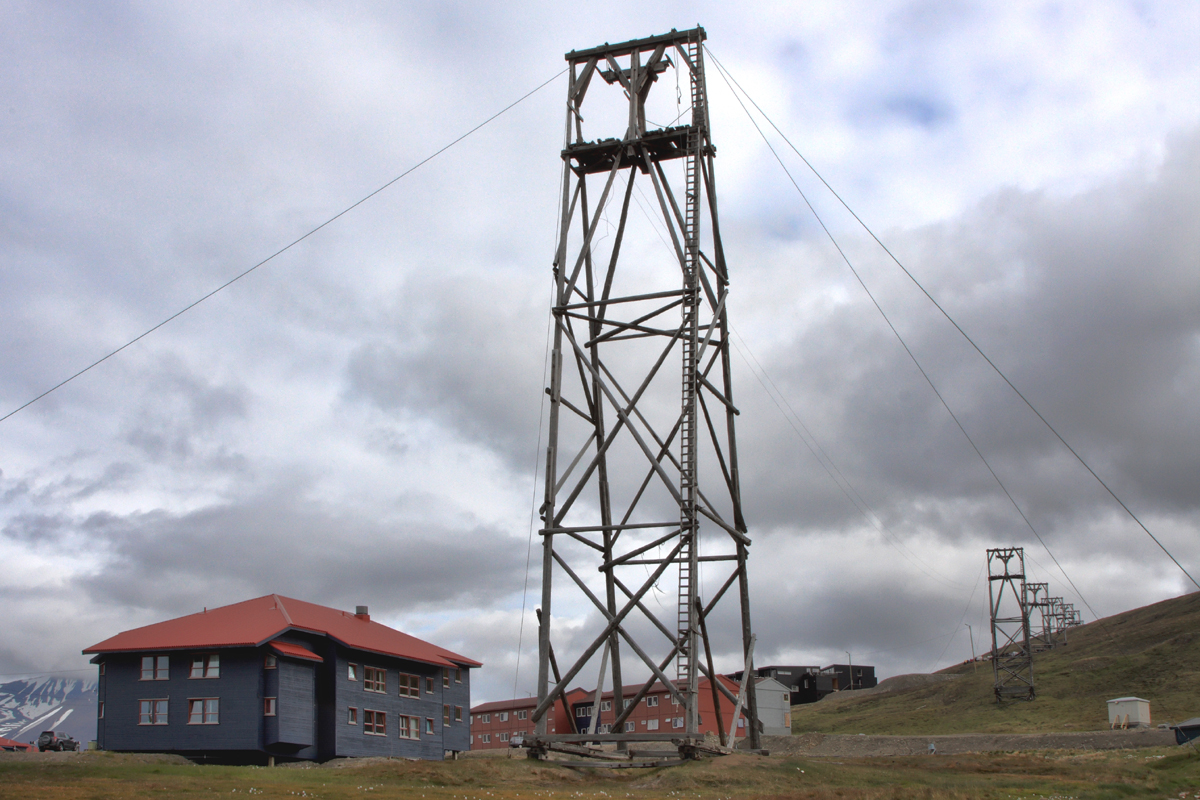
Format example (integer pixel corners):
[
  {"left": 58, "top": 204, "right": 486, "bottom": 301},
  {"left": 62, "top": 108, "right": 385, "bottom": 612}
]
[
  {"left": 791, "top": 591, "right": 1200, "bottom": 735},
  {"left": 2, "top": 747, "right": 1199, "bottom": 799}
]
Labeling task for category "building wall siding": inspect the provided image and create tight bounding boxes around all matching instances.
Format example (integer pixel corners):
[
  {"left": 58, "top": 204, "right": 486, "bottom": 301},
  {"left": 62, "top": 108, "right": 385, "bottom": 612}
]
[
  {"left": 98, "top": 650, "right": 262, "bottom": 753},
  {"left": 94, "top": 641, "right": 472, "bottom": 761},
  {"left": 275, "top": 660, "right": 315, "bottom": 747}
]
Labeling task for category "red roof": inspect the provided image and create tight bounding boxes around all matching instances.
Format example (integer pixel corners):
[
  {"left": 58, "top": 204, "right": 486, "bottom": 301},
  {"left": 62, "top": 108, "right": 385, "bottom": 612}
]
[
  {"left": 270, "top": 641, "right": 324, "bottom": 662},
  {"left": 0, "top": 736, "right": 33, "bottom": 751},
  {"left": 83, "top": 594, "right": 481, "bottom": 669}
]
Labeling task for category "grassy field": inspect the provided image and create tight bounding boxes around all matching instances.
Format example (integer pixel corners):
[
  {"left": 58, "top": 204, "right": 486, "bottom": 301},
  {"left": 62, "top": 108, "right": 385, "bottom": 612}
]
[
  {"left": 1, "top": 747, "right": 1198, "bottom": 800},
  {"left": 791, "top": 590, "right": 1200, "bottom": 735}
]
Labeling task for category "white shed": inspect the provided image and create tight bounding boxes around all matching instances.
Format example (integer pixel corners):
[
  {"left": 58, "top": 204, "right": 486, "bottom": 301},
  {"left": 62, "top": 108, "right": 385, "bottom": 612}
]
[
  {"left": 753, "top": 677, "right": 793, "bottom": 736},
  {"left": 1107, "top": 697, "right": 1151, "bottom": 728}
]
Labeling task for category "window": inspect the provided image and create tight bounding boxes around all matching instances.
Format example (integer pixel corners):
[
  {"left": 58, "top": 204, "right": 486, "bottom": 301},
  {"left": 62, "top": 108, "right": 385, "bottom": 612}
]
[
  {"left": 425, "top": 718, "right": 434, "bottom": 735},
  {"left": 455, "top": 668, "right": 462, "bottom": 683},
  {"left": 499, "top": 732, "right": 509, "bottom": 742},
  {"left": 190, "top": 654, "right": 220, "bottom": 679},
  {"left": 600, "top": 700, "right": 611, "bottom": 712},
  {"left": 398, "top": 673, "right": 420, "bottom": 698},
  {"left": 425, "top": 676, "right": 434, "bottom": 693},
  {"left": 141, "top": 656, "right": 168, "bottom": 681},
  {"left": 597, "top": 724, "right": 611, "bottom": 733},
  {"left": 348, "top": 663, "right": 358, "bottom": 681},
  {"left": 363, "top": 709, "right": 386, "bottom": 735},
  {"left": 673, "top": 717, "right": 684, "bottom": 729},
  {"left": 443, "top": 669, "right": 450, "bottom": 688},
  {"left": 455, "top": 706, "right": 463, "bottom": 722},
  {"left": 264, "top": 698, "right": 277, "bottom": 717},
  {"left": 98, "top": 663, "right": 105, "bottom": 676},
  {"left": 348, "top": 707, "right": 358, "bottom": 725},
  {"left": 397, "top": 715, "right": 420, "bottom": 740},
  {"left": 737, "top": 718, "right": 745, "bottom": 729},
  {"left": 517, "top": 710, "right": 528, "bottom": 721},
  {"left": 575, "top": 704, "right": 593, "bottom": 718},
  {"left": 188, "top": 698, "right": 219, "bottom": 724},
  {"left": 783, "top": 693, "right": 789, "bottom": 703},
  {"left": 498, "top": 711, "right": 508, "bottom": 722},
  {"left": 364, "top": 666, "right": 386, "bottom": 693},
  {"left": 671, "top": 695, "right": 680, "bottom": 706},
  {"left": 98, "top": 701, "right": 105, "bottom": 719},
  {"left": 264, "top": 654, "right": 277, "bottom": 669},
  {"left": 443, "top": 704, "right": 450, "bottom": 723},
  {"left": 481, "top": 733, "right": 491, "bottom": 743},
  {"left": 646, "top": 695, "right": 659, "bottom": 707},
  {"left": 480, "top": 713, "right": 490, "bottom": 723},
  {"left": 139, "top": 699, "right": 168, "bottom": 725},
  {"left": 646, "top": 719, "right": 659, "bottom": 731},
  {"left": 624, "top": 721, "right": 634, "bottom": 732}
]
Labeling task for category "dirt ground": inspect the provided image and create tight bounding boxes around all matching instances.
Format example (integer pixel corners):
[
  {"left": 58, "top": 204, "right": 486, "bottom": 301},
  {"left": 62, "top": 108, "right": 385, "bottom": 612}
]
[{"left": 762, "top": 727, "right": 1177, "bottom": 757}]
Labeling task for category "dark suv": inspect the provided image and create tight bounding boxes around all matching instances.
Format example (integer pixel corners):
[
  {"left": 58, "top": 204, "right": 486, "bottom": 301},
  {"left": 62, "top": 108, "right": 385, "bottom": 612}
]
[{"left": 37, "top": 731, "right": 78, "bottom": 752}]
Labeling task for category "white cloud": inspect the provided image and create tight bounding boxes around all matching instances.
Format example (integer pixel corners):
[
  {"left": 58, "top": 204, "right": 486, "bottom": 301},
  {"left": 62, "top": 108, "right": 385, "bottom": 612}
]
[{"left": 1, "top": 1, "right": 1197, "bottom": 702}]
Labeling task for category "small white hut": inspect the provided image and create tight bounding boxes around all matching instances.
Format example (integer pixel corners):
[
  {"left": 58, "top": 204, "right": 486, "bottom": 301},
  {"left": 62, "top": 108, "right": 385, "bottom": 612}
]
[{"left": 1107, "top": 697, "right": 1151, "bottom": 728}]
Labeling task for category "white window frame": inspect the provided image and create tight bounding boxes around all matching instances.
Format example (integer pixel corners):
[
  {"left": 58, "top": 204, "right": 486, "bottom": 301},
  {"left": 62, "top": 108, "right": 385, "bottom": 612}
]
[
  {"left": 139, "top": 698, "right": 168, "bottom": 725},
  {"left": 190, "top": 654, "right": 220, "bottom": 679},
  {"left": 363, "top": 709, "right": 386, "bottom": 735},
  {"left": 187, "top": 698, "right": 219, "bottom": 725},
  {"left": 363, "top": 666, "right": 386, "bottom": 693},
  {"left": 348, "top": 707, "right": 358, "bottom": 724},
  {"left": 425, "top": 717, "right": 435, "bottom": 735},
  {"left": 140, "top": 656, "right": 169, "bottom": 681},
  {"left": 347, "top": 663, "right": 358, "bottom": 681},
  {"left": 600, "top": 700, "right": 611, "bottom": 712},
  {"left": 517, "top": 709, "right": 528, "bottom": 720},
  {"left": 264, "top": 697, "right": 277, "bottom": 717},
  {"left": 481, "top": 713, "right": 490, "bottom": 723},
  {"left": 498, "top": 711, "right": 508, "bottom": 722},
  {"left": 398, "top": 672, "right": 421, "bottom": 698},
  {"left": 646, "top": 695, "right": 659, "bottom": 707},
  {"left": 481, "top": 733, "right": 491, "bottom": 743},
  {"left": 455, "top": 706, "right": 463, "bottom": 722},
  {"left": 397, "top": 714, "right": 420, "bottom": 740}
]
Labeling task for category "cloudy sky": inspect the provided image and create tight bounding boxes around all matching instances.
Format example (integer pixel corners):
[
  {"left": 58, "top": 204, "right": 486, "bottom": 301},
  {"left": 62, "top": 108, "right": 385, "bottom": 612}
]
[{"left": 2, "top": 1, "right": 1198, "bottom": 704}]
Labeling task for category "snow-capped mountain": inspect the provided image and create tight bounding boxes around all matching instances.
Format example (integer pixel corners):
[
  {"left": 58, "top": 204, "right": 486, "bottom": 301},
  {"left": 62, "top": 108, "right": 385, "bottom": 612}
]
[{"left": 0, "top": 676, "right": 97, "bottom": 747}]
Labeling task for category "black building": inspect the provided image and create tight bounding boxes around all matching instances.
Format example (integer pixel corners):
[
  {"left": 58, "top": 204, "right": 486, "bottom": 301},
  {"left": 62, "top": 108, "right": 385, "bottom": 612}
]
[
  {"left": 84, "top": 594, "right": 478, "bottom": 762},
  {"left": 728, "top": 663, "right": 876, "bottom": 705}
]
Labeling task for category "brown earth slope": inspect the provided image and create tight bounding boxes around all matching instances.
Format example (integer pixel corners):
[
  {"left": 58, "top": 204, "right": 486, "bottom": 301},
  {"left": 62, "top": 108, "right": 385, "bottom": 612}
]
[{"left": 790, "top": 589, "right": 1200, "bottom": 735}]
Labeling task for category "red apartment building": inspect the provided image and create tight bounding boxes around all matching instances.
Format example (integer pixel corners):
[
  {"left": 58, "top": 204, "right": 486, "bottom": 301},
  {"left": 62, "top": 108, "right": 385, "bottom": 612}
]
[{"left": 470, "top": 677, "right": 748, "bottom": 750}]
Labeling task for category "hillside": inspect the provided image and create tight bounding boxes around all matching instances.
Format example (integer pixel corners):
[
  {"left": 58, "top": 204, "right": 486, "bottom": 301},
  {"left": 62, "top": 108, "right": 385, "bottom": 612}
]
[
  {"left": 0, "top": 676, "right": 97, "bottom": 747},
  {"left": 790, "top": 590, "right": 1200, "bottom": 735}
]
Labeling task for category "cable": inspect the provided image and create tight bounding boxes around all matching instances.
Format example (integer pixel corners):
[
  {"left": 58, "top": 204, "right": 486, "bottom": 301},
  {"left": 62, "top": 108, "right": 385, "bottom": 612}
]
[
  {"left": 0, "top": 68, "right": 567, "bottom": 426},
  {"left": 928, "top": 563, "right": 985, "bottom": 672},
  {"left": 727, "top": 327, "right": 965, "bottom": 590},
  {"left": 704, "top": 48, "right": 1198, "bottom": 593},
  {"left": 706, "top": 49, "right": 1107, "bottom": 624},
  {"left": 511, "top": 284, "right": 555, "bottom": 703}
]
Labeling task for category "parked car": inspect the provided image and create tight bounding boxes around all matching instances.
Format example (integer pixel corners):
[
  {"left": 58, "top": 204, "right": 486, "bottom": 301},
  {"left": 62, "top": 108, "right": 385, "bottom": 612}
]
[
  {"left": 508, "top": 734, "right": 525, "bottom": 748},
  {"left": 37, "top": 731, "right": 78, "bottom": 752}
]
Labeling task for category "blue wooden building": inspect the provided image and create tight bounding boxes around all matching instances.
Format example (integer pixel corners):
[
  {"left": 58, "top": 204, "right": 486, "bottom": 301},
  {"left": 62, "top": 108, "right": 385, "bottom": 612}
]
[{"left": 83, "top": 594, "right": 479, "bottom": 762}]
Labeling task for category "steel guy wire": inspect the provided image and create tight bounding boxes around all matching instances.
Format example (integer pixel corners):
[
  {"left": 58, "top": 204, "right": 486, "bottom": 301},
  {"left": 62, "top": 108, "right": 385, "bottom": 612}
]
[
  {"left": 1, "top": 68, "right": 567, "bottom": 426},
  {"left": 706, "top": 47, "right": 1106, "bottom": 627},
  {"left": 705, "top": 47, "right": 1197, "bottom": 594}
]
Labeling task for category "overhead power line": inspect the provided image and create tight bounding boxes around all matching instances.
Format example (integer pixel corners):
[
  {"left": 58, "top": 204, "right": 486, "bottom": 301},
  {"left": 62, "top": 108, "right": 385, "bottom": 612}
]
[
  {"left": 705, "top": 47, "right": 1198, "bottom": 594},
  {"left": 705, "top": 49, "right": 1105, "bottom": 624},
  {"left": 1, "top": 68, "right": 567, "bottom": 426}
]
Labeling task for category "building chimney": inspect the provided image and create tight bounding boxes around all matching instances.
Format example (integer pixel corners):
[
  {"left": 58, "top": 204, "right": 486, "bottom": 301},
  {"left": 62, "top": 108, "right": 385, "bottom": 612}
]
[{"left": 355, "top": 605, "right": 370, "bottom": 621}]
